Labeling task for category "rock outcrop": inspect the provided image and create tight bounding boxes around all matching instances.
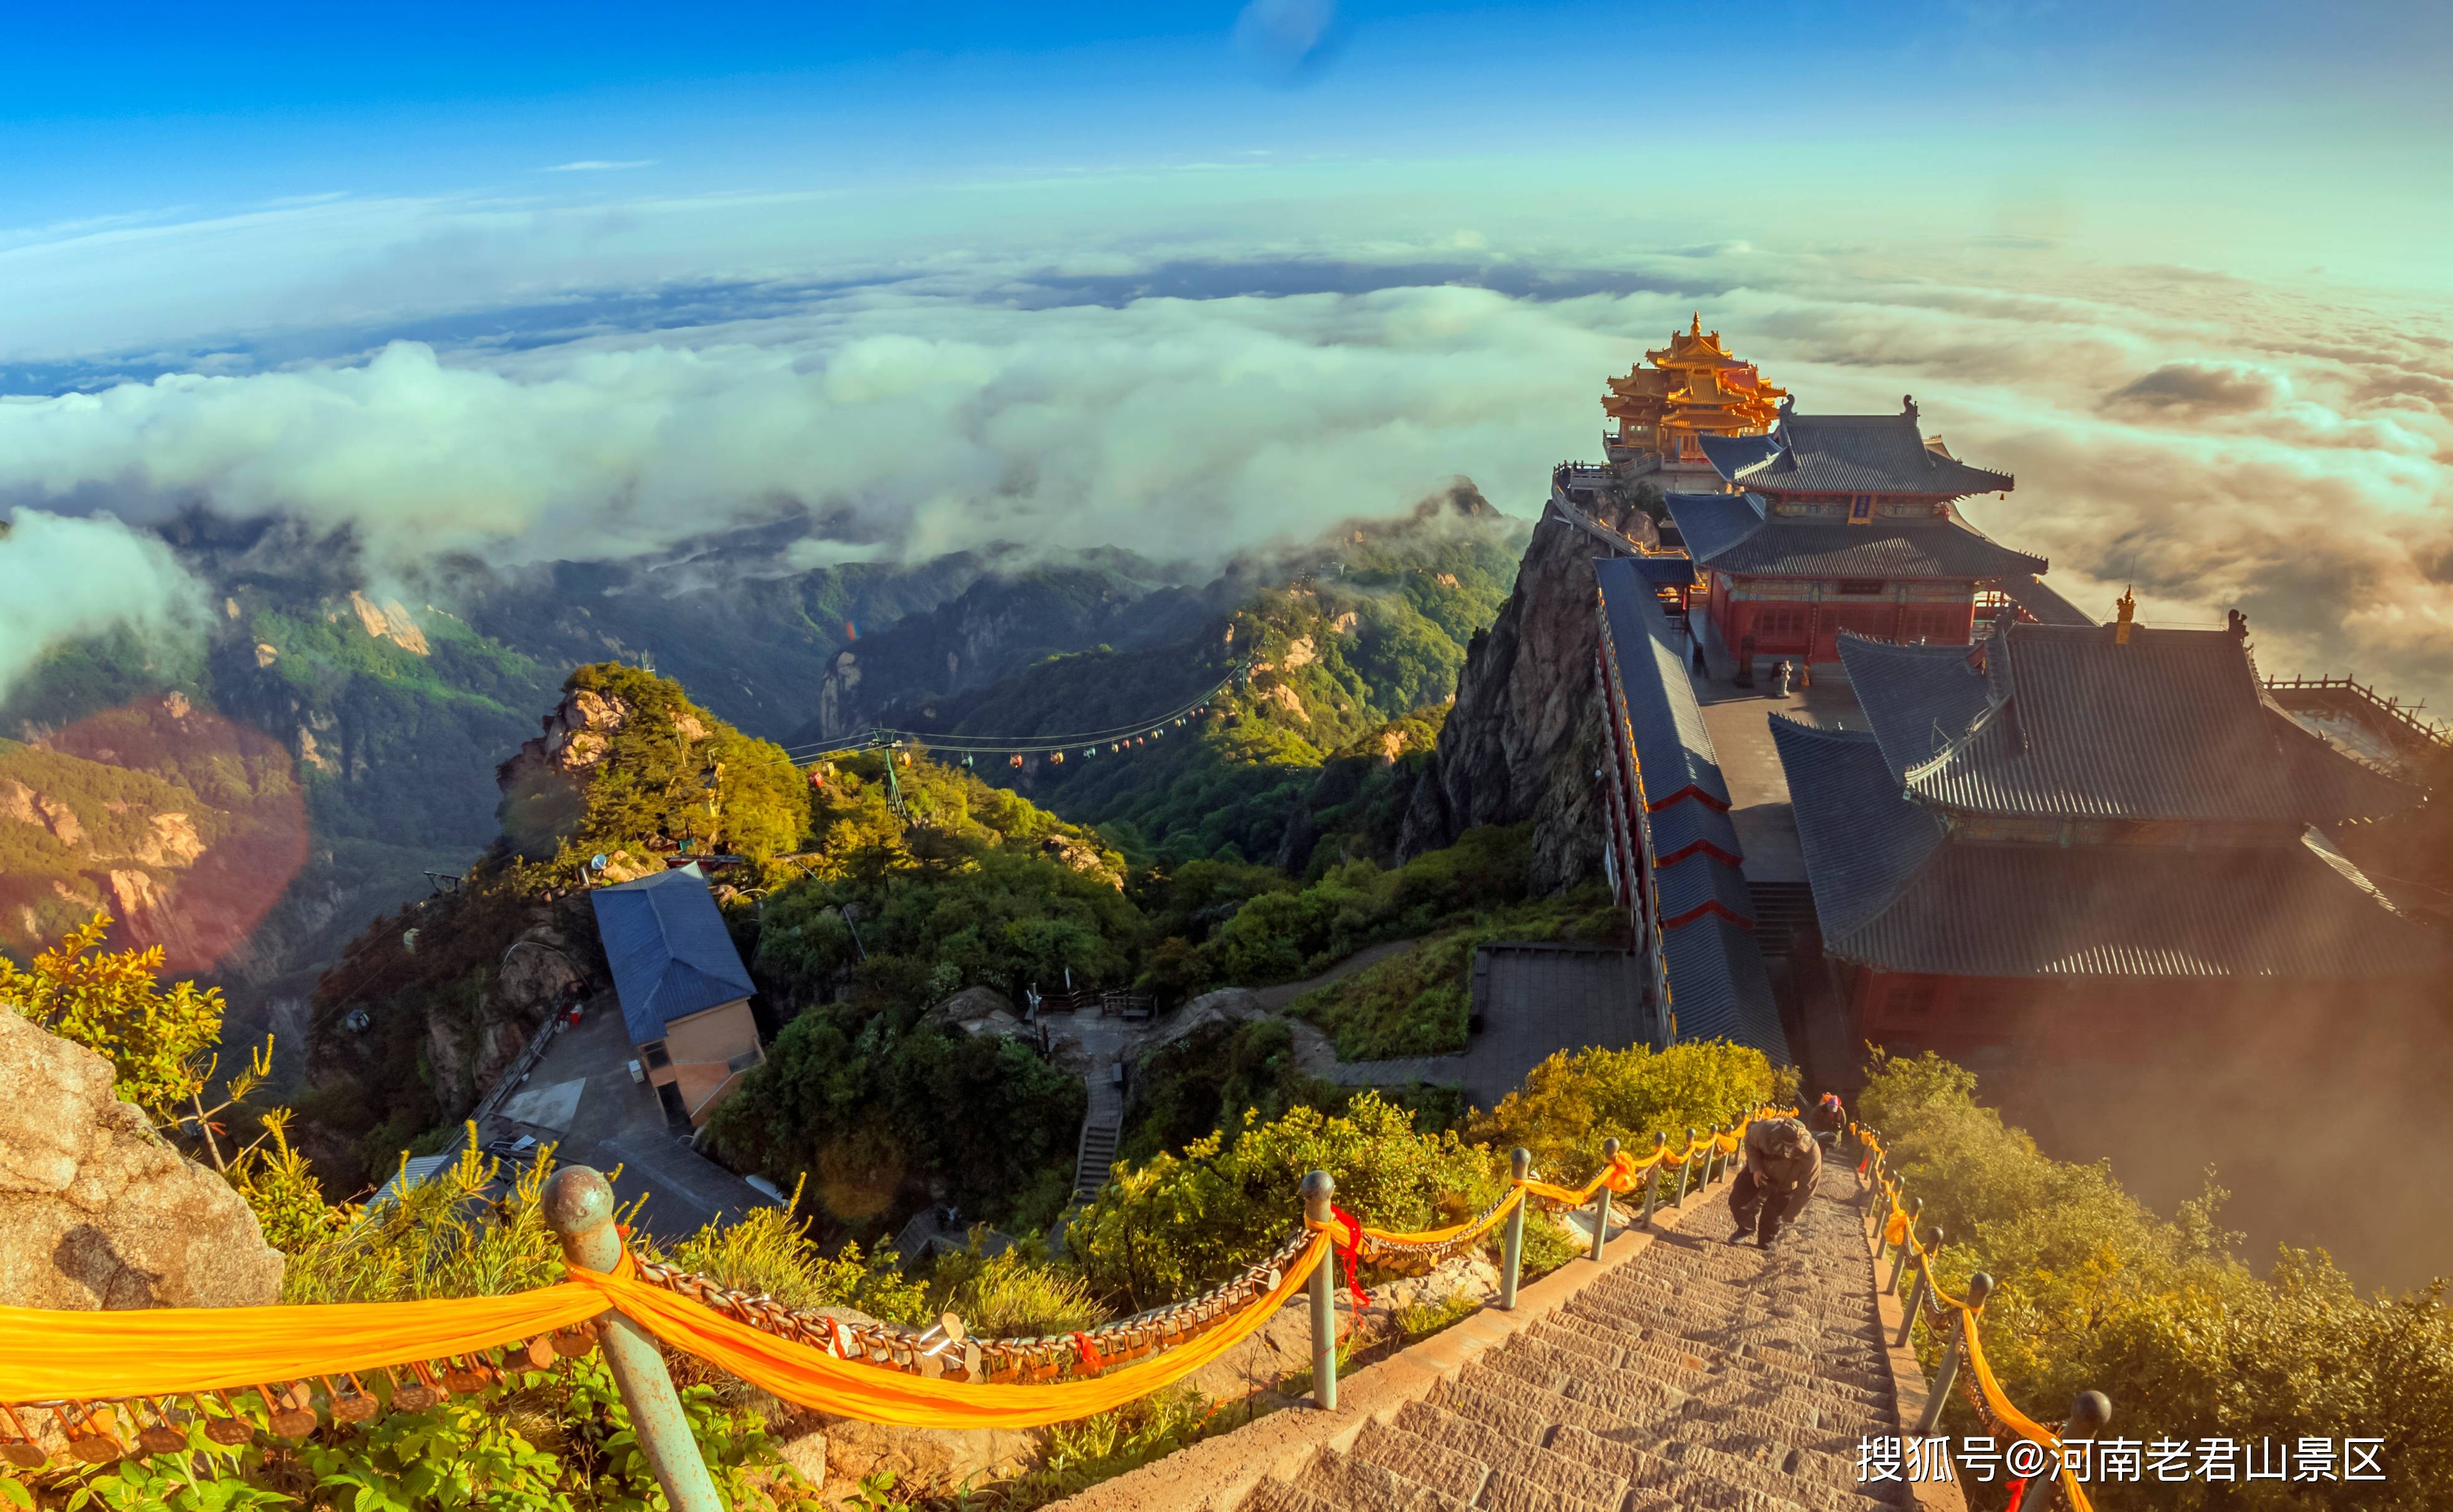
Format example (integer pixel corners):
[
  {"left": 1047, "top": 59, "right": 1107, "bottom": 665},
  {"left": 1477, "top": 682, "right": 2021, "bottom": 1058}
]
[
  {"left": 423, "top": 922, "right": 587, "bottom": 1102},
  {"left": 921, "top": 985, "right": 1027, "bottom": 1041},
  {"left": 1397, "top": 497, "right": 1654, "bottom": 891},
  {"left": 0, "top": 1010, "right": 283, "bottom": 1309}
]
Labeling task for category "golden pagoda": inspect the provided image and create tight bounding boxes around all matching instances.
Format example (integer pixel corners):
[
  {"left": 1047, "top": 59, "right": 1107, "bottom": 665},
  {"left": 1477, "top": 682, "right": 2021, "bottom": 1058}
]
[{"left": 1602, "top": 315, "right": 1786, "bottom": 466}]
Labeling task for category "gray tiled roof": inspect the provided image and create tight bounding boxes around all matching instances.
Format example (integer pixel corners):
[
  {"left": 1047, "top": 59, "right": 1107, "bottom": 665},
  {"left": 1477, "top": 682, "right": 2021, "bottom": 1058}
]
[
  {"left": 590, "top": 863, "right": 757, "bottom": 1044},
  {"left": 2000, "top": 574, "right": 2097, "bottom": 627},
  {"left": 1663, "top": 493, "right": 2048, "bottom": 581},
  {"left": 1596, "top": 556, "right": 1731, "bottom": 809},
  {"left": 1767, "top": 719, "right": 1945, "bottom": 938},
  {"left": 1833, "top": 637, "right": 1994, "bottom": 785},
  {"left": 1663, "top": 912, "right": 1791, "bottom": 1054},
  {"left": 1842, "top": 625, "right": 2422, "bottom": 823},
  {"left": 1772, "top": 716, "right": 2443, "bottom": 978},
  {"left": 1699, "top": 410, "right": 2013, "bottom": 497},
  {"left": 1656, "top": 850, "right": 1756, "bottom": 927},
  {"left": 1593, "top": 557, "right": 1790, "bottom": 1063},
  {"left": 1648, "top": 798, "right": 1743, "bottom": 864}
]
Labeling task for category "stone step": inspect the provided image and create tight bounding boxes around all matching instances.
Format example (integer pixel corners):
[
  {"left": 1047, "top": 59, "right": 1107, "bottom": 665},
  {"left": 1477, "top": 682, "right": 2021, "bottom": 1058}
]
[
  {"left": 1387, "top": 1400, "right": 1633, "bottom": 1511},
  {"left": 1239, "top": 1479, "right": 1340, "bottom": 1512},
  {"left": 1348, "top": 1416, "right": 1490, "bottom": 1503},
  {"left": 1246, "top": 1166, "right": 1910, "bottom": 1512},
  {"left": 1288, "top": 1445, "right": 1473, "bottom": 1512}
]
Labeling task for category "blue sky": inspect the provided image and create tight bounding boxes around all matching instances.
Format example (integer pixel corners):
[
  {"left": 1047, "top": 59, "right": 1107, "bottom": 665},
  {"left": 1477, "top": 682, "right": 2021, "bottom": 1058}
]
[
  {"left": 4, "top": 1, "right": 2452, "bottom": 704},
  {"left": 7, "top": 1, "right": 2449, "bottom": 292}
]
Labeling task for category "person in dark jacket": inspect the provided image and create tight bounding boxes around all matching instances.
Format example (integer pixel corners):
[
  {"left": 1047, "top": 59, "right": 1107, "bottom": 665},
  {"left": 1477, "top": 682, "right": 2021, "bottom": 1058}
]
[
  {"left": 1729, "top": 1115, "right": 1822, "bottom": 1247},
  {"left": 1808, "top": 1092, "right": 1847, "bottom": 1147}
]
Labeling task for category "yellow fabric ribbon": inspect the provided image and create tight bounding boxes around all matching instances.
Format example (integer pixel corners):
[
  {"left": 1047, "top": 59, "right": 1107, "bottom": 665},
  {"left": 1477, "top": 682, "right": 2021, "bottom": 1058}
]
[{"left": 0, "top": 1237, "right": 1330, "bottom": 1431}]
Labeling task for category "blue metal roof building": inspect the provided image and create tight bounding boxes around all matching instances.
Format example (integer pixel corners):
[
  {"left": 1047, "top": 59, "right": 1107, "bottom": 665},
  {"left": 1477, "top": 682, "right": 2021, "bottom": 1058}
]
[{"left": 589, "top": 864, "right": 757, "bottom": 1046}]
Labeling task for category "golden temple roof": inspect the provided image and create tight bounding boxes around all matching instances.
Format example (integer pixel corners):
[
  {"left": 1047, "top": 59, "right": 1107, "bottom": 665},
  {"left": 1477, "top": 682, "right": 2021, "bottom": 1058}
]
[{"left": 1603, "top": 316, "right": 1785, "bottom": 451}]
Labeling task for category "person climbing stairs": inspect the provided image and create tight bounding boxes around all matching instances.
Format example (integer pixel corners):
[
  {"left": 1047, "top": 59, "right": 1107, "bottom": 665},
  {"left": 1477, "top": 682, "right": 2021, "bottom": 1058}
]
[{"left": 1239, "top": 1159, "right": 1909, "bottom": 1511}]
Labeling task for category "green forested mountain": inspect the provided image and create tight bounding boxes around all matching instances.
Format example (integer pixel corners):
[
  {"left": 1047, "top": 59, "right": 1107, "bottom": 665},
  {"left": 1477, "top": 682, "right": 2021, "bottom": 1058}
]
[
  {"left": 0, "top": 521, "right": 1243, "bottom": 997},
  {"left": 877, "top": 499, "right": 1530, "bottom": 871}
]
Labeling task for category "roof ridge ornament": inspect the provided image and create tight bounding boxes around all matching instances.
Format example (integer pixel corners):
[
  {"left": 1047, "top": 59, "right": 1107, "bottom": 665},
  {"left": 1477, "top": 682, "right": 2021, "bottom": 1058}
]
[{"left": 2115, "top": 586, "right": 2137, "bottom": 645}]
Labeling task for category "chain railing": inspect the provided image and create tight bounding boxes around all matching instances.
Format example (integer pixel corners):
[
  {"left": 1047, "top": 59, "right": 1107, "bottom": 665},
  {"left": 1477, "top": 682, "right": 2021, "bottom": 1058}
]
[
  {"left": 0, "top": 1104, "right": 1789, "bottom": 1504},
  {"left": 1857, "top": 1122, "right": 2108, "bottom": 1512}
]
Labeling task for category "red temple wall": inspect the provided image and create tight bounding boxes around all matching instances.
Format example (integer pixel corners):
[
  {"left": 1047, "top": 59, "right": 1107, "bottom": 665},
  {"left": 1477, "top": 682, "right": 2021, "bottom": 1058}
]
[
  {"left": 1712, "top": 587, "right": 1976, "bottom": 664},
  {"left": 1839, "top": 966, "right": 2436, "bottom": 1068}
]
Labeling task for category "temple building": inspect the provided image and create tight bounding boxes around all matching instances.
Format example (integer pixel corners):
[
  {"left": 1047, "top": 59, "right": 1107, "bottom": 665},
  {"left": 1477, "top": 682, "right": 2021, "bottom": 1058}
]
[
  {"left": 1591, "top": 554, "right": 1789, "bottom": 1059},
  {"left": 1771, "top": 610, "right": 2445, "bottom": 1068},
  {"left": 1666, "top": 395, "right": 2087, "bottom": 682},
  {"left": 1601, "top": 316, "right": 1787, "bottom": 485}
]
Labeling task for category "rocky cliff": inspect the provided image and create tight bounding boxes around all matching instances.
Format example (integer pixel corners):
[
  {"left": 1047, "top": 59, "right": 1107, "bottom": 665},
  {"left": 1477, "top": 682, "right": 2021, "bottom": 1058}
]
[
  {"left": 0, "top": 1009, "right": 283, "bottom": 1308},
  {"left": 1397, "top": 495, "right": 1657, "bottom": 891}
]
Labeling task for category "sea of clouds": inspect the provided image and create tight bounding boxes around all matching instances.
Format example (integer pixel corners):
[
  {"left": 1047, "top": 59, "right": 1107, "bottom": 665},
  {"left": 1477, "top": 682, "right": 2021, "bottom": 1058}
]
[{"left": 1, "top": 214, "right": 2447, "bottom": 705}]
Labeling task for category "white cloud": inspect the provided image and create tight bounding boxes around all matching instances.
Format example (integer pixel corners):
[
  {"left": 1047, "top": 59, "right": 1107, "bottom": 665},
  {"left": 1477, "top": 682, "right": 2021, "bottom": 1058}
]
[
  {"left": 543, "top": 160, "right": 659, "bottom": 173},
  {"left": 0, "top": 230, "right": 2446, "bottom": 705},
  {"left": 0, "top": 509, "right": 209, "bottom": 702}
]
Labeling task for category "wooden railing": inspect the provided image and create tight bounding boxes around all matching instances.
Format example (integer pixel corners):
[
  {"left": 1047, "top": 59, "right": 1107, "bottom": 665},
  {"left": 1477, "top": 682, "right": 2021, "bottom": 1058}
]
[{"left": 2264, "top": 673, "right": 2451, "bottom": 746}]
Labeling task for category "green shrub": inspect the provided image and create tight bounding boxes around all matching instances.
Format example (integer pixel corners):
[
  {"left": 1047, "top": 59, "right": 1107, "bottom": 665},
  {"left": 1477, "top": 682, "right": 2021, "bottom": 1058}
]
[
  {"left": 1859, "top": 1049, "right": 2452, "bottom": 1512},
  {"left": 703, "top": 1006, "right": 1086, "bottom": 1236},
  {"left": 1120, "top": 1016, "right": 1328, "bottom": 1164},
  {"left": 521, "top": 662, "right": 811, "bottom": 866},
  {"left": 930, "top": 1236, "right": 1109, "bottom": 1337},
  {"left": 1067, "top": 1093, "right": 1505, "bottom": 1312},
  {"left": 1293, "top": 886, "right": 1621, "bottom": 1060},
  {"left": 1469, "top": 1039, "right": 1779, "bottom": 1188}
]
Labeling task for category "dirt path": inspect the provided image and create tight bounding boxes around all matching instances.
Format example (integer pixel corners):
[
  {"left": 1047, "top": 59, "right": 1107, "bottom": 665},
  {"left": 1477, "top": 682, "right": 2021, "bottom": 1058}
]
[{"left": 1250, "top": 935, "right": 1423, "bottom": 1012}]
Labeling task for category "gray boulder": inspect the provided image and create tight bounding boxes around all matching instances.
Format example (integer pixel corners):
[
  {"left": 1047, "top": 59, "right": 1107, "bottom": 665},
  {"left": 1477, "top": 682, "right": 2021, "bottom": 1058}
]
[
  {"left": 0, "top": 1010, "right": 283, "bottom": 1309},
  {"left": 922, "top": 985, "right": 1028, "bottom": 1041}
]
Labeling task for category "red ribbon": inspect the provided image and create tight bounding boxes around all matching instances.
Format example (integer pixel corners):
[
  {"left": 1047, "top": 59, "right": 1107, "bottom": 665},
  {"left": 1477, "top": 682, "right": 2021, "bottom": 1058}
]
[
  {"left": 1327, "top": 1205, "right": 1372, "bottom": 1310},
  {"left": 2003, "top": 1477, "right": 2030, "bottom": 1512},
  {"left": 1070, "top": 1332, "right": 1106, "bottom": 1372}
]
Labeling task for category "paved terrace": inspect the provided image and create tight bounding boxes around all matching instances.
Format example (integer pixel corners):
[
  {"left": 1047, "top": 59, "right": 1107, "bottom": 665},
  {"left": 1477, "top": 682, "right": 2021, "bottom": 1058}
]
[
  {"left": 1057, "top": 1160, "right": 1954, "bottom": 1512},
  {"left": 1691, "top": 674, "right": 1864, "bottom": 891},
  {"left": 486, "top": 1003, "right": 772, "bottom": 1238},
  {"left": 1293, "top": 946, "right": 1649, "bottom": 1107}
]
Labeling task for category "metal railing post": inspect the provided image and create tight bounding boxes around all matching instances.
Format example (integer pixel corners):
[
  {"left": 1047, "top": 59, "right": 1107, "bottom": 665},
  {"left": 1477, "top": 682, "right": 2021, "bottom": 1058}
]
[
  {"left": 1639, "top": 1132, "right": 1664, "bottom": 1226},
  {"left": 1896, "top": 1226, "right": 1940, "bottom": 1347},
  {"left": 1673, "top": 1127, "right": 1698, "bottom": 1206},
  {"left": 1301, "top": 1170, "right": 1337, "bottom": 1411},
  {"left": 542, "top": 1168, "right": 724, "bottom": 1512},
  {"left": 1916, "top": 1273, "right": 1990, "bottom": 1435},
  {"left": 1499, "top": 1148, "right": 1530, "bottom": 1309},
  {"left": 2067, "top": 1389, "right": 2112, "bottom": 1449},
  {"left": 1590, "top": 1137, "right": 1619, "bottom": 1261},
  {"left": 1886, "top": 1197, "right": 1925, "bottom": 1294}
]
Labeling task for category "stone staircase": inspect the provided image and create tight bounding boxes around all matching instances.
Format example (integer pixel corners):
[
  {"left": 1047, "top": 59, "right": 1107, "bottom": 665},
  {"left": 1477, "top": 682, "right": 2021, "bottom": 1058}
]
[
  {"left": 1072, "top": 1063, "right": 1125, "bottom": 1204},
  {"left": 1237, "top": 1162, "right": 1908, "bottom": 1512}
]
